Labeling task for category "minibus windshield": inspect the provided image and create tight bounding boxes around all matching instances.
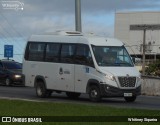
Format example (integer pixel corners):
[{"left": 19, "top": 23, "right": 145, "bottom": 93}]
[{"left": 92, "top": 45, "right": 134, "bottom": 67}]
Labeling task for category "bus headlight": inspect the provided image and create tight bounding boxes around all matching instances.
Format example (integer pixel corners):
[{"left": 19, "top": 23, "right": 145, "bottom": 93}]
[
  {"left": 137, "top": 76, "right": 141, "bottom": 83},
  {"left": 97, "top": 70, "right": 117, "bottom": 82},
  {"left": 105, "top": 74, "right": 116, "bottom": 82}
]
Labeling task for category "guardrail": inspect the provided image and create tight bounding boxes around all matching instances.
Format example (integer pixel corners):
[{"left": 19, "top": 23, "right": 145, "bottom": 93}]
[
  {"left": 141, "top": 76, "right": 160, "bottom": 96},
  {"left": 142, "top": 75, "right": 160, "bottom": 80}
]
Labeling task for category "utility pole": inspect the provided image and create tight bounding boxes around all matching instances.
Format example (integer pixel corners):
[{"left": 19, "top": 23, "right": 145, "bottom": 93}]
[
  {"left": 142, "top": 29, "right": 146, "bottom": 75},
  {"left": 75, "top": 0, "right": 82, "bottom": 32},
  {"left": 130, "top": 24, "right": 160, "bottom": 75}
]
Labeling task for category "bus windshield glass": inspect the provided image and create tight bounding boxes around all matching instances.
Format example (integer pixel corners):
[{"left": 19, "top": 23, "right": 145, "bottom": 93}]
[{"left": 92, "top": 45, "right": 134, "bottom": 67}]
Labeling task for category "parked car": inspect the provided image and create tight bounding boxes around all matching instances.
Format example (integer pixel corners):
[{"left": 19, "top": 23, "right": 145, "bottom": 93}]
[{"left": 0, "top": 59, "right": 24, "bottom": 86}]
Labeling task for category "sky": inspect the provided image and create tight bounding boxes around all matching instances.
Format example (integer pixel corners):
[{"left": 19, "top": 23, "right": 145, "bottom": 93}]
[{"left": 1, "top": 0, "right": 160, "bottom": 62}]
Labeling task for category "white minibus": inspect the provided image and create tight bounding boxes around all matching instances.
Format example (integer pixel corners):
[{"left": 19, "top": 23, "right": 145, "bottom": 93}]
[{"left": 23, "top": 31, "right": 141, "bottom": 102}]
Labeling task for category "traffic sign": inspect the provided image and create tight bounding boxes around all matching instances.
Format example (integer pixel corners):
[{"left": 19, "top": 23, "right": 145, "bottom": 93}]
[
  {"left": 130, "top": 24, "right": 160, "bottom": 30},
  {"left": 4, "top": 45, "right": 13, "bottom": 58}
]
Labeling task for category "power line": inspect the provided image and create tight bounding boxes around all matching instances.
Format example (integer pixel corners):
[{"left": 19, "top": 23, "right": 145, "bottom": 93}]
[
  {"left": 130, "top": 24, "right": 160, "bottom": 75},
  {"left": 0, "top": 12, "right": 25, "bottom": 38},
  {"left": 0, "top": 20, "right": 23, "bottom": 55},
  {"left": 0, "top": 12, "right": 26, "bottom": 62}
]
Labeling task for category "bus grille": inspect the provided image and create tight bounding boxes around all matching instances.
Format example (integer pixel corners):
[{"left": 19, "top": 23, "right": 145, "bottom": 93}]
[{"left": 118, "top": 77, "right": 136, "bottom": 87}]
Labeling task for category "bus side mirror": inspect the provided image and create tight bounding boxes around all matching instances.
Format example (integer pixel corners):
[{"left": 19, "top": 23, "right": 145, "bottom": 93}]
[{"left": 132, "top": 57, "right": 135, "bottom": 64}]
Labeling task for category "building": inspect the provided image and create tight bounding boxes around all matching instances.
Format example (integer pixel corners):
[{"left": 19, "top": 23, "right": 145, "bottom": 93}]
[{"left": 114, "top": 11, "right": 160, "bottom": 61}]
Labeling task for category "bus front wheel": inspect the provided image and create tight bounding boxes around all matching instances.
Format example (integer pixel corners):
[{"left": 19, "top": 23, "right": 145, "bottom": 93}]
[{"left": 89, "top": 85, "right": 101, "bottom": 102}]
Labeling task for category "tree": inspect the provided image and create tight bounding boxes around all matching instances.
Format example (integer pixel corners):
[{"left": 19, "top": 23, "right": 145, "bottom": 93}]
[{"left": 145, "top": 60, "right": 160, "bottom": 77}]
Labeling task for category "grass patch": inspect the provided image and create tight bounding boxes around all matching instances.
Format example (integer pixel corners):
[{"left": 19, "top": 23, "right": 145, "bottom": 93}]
[{"left": 0, "top": 99, "right": 159, "bottom": 125}]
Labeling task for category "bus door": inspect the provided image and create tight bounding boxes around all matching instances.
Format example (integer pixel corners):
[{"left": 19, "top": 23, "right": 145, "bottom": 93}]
[{"left": 57, "top": 44, "right": 75, "bottom": 92}]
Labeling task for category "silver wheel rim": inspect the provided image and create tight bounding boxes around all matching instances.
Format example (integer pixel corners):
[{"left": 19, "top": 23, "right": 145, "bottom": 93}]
[
  {"left": 37, "top": 86, "right": 42, "bottom": 96},
  {"left": 91, "top": 89, "right": 98, "bottom": 98},
  {"left": 6, "top": 79, "right": 10, "bottom": 86}
]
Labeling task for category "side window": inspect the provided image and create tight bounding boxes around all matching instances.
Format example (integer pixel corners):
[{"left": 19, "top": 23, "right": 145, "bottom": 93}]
[
  {"left": 0, "top": 63, "right": 2, "bottom": 73},
  {"left": 0, "top": 63, "right": 3, "bottom": 69},
  {"left": 75, "top": 44, "right": 94, "bottom": 67},
  {"left": 28, "top": 43, "right": 45, "bottom": 61},
  {"left": 45, "top": 43, "right": 60, "bottom": 62},
  {"left": 60, "top": 44, "right": 75, "bottom": 63}
]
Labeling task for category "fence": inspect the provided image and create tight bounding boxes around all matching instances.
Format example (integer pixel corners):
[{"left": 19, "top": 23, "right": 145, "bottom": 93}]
[{"left": 141, "top": 76, "right": 160, "bottom": 96}]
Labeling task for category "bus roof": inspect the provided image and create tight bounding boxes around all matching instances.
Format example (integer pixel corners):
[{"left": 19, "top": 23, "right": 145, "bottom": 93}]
[{"left": 28, "top": 31, "right": 124, "bottom": 46}]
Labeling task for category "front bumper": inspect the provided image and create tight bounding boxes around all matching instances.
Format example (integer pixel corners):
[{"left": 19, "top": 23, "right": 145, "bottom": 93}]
[
  {"left": 11, "top": 78, "right": 23, "bottom": 85},
  {"left": 10, "top": 75, "right": 24, "bottom": 85},
  {"left": 100, "top": 84, "right": 141, "bottom": 97}
]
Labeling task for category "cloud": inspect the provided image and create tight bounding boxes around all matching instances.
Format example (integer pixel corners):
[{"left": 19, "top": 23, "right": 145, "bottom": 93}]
[
  {"left": 21, "top": 0, "right": 160, "bottom": 14},
  {"left": 21, "top": 0, "right": 75, "bottom": 14},
  {"left": 1, "top": 0, "right": 160, "bottom": 62},
  {"left": 0, "top": 0, "right": 160, "bottom": 39}
]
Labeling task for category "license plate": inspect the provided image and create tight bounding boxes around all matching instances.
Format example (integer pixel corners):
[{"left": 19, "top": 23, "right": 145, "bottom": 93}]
[{"left": 124, "top": 93, "right": 132, "bottom": 97}]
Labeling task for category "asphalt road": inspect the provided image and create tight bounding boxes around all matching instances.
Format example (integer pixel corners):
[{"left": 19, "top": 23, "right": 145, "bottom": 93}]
[{"left": 0, "top": 85, "right": 160, "bottom": 110}]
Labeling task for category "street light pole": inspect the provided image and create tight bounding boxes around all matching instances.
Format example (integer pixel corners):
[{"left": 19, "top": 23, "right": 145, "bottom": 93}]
[
  {"left": 142, "top": 29, "right": 146, "bottom": 75},
  {"left": 75, "top": 0, "right": 82, "bottom": 32}
]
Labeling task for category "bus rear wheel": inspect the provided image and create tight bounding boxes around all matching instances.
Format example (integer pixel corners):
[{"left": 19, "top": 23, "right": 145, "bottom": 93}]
[{"left": 36, "top": 81, "right": 47, "bottom": 98}]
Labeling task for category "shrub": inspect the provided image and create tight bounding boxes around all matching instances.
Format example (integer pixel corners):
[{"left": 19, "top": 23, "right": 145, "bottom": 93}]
[{"left": 145, "top": 60, "right": 160, "bottom": 76}]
